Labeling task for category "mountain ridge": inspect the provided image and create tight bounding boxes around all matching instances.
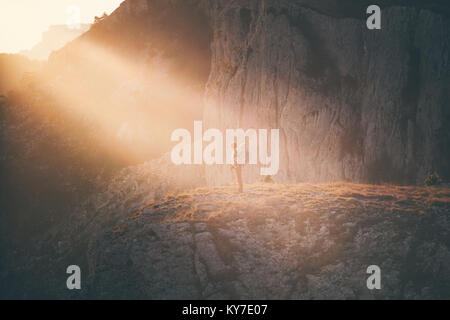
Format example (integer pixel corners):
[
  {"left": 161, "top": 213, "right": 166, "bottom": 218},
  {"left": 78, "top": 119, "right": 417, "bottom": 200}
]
[{"left": 45, "top": 0, "right": 450, "bottom": 185}]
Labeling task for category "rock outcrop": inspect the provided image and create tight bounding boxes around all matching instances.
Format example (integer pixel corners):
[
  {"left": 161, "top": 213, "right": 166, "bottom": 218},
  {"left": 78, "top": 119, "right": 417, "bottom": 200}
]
[
  {"left": 78, "top": 183, "right": 450, "bottom": 299},
  {"left": 44, "top": 0, "right": 450, "bottom": 186},
  {"left": 202, "top": 0, "right": 450, "bottom": 186},
  {"left": 2, "top": 0, "right": 449, "bottom": 300}
]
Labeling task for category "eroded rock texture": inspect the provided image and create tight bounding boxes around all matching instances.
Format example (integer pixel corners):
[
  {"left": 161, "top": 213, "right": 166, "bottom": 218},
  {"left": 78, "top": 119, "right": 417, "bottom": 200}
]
[
  {"left": 45, "top": 0, "right": 450, "bottom": 185},
  {"left": 85, "top": 183, "right": 450, "bottom": 299},
  {"left": 202, "top": 0, "right": 450, "bottom": 185},
  {"left": 2, "top": 0, "right": 449, "bottom": 301}
]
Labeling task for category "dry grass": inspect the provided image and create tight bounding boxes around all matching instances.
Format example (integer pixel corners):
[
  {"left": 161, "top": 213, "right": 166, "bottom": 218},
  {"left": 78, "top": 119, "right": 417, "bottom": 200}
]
[{"left": 127, "top": 182, "right": 450, "bottom": 226}]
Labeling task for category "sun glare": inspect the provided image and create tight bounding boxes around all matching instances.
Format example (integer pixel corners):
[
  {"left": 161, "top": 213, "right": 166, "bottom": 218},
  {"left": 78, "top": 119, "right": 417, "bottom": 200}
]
[
  {"left": 0, "top": 0, "right": 125, "bottom": 53},
  {"left": 22, "top": 35, "right": 204, "bottom": 164}
]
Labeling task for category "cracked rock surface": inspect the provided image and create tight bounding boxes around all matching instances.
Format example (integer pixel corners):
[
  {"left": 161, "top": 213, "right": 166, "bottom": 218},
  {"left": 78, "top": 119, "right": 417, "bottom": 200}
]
[
  {"left": 202, "top": 0, "right": 450, "bottom": 185},
  {"left": 83, "top": 183, "right": 450, "bottom": 299}
]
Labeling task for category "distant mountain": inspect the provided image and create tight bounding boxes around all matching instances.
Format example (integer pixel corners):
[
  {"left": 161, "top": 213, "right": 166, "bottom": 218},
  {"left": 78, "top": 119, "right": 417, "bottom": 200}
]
[
  {"left": 20, "top": 24, "right": 90, "bottom": 61},
  {"left": 0, "top": 54, "right": 42, "bottom": 95}
]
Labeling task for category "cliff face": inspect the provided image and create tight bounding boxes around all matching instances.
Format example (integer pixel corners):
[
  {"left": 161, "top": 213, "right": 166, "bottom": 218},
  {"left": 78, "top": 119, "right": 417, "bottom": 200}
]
[
  {"left": 2, "top": 1, "right": 450, "bottom": 300},
  {"left": 43, "top": 0, "right": 450, "bottom": 185},
  {"left": 202, "top": 0, "right": 450, "bottom": 186}
]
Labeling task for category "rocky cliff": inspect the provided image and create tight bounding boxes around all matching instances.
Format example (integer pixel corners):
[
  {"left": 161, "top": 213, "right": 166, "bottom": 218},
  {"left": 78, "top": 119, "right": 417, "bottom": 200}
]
[
  {"left": 201, "top": 0, "right": 450, "bottom": 186},
  {"left": 45, "top": 0, "right": 450, "bottom": 186},
  {"left": 2, "top": 0, "right": 450, "bottom": 300}
]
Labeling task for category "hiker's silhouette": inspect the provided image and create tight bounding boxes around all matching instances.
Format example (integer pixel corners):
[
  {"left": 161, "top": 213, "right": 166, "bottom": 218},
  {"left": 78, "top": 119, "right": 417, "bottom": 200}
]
[{"left": 232, "top": 142, "right": 243, "bottom": 192}]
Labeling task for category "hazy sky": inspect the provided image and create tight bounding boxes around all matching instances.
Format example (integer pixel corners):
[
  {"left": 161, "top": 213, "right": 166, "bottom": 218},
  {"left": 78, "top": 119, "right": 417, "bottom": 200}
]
[{"left": 0, "top": 0, "right": 125, "bottom": 53}]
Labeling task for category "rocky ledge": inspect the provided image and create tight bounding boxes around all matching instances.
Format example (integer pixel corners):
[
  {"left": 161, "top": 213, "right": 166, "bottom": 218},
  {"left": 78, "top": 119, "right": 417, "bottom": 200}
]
[{"left": 84, "top": 183, "right": 450, "bottom": 299}]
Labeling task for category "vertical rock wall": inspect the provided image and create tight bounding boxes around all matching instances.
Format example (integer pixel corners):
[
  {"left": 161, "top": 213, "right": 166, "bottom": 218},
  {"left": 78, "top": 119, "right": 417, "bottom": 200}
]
[{"left": 202, "top": 0, "right": 450, "bottom": 185}]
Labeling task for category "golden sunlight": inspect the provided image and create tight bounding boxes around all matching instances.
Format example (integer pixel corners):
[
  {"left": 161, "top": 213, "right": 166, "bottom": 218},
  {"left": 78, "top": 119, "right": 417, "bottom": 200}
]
[{"left": 0, "top": 0, "right": 125, "bottom": 53}]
